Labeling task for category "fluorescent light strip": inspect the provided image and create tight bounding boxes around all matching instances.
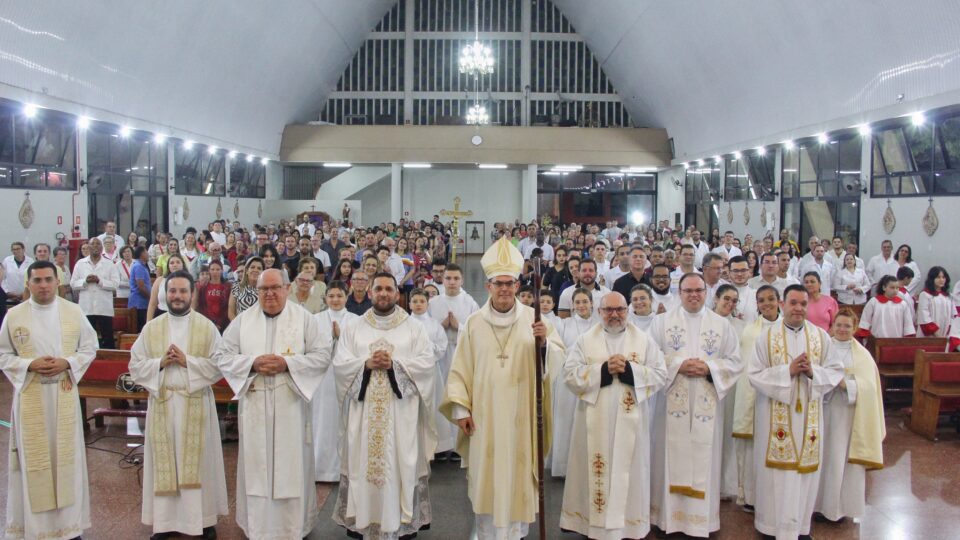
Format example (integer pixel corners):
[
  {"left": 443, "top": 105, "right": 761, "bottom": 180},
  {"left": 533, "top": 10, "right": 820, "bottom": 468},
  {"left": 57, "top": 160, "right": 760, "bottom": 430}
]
[
  {"left": 323, "top": 162, "right": 352, "bottom": 168},
  {"left": 403, "top": 163, "right": 431, "bottom": 168},
  {"left": 478, "top": 163, "right": 508, "bottom": 169}
]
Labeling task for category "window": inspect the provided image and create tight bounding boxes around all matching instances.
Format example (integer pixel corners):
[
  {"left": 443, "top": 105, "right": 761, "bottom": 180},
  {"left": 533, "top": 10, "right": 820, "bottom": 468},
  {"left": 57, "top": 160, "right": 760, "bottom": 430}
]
[
  {"left": 685, "top": 160, "right": 721, "bottom": 233},
  {"left": 536, "top": 169, "right": 657, "bottom": 225},
  {"left": 872, "top": 112, "right": 960, "bottom": 196},
  {"left": 175, "top": 143, "right": 225, "bottom": 196},
  {"left": 0, "top": 100, "right": 77, "bottom": 189},
  {"left": 229, "top": 155, "right": 266, "bottom": 198}
]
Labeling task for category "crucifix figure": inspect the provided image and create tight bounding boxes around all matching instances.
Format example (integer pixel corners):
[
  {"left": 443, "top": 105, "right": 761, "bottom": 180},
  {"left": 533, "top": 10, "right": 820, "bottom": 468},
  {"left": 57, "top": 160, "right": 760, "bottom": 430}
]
[{"left": 439, "top": 196, "right": 473, "bottom": 263}]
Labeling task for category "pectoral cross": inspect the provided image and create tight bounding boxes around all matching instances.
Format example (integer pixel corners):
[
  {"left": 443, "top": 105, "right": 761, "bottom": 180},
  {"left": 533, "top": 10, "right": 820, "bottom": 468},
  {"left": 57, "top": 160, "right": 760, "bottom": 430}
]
[
  {"left": 497, "top": 352, "right": 508, "bottom": 367},
  {"left": 439, "top": 196, "right": 473, "bottom": 264}
]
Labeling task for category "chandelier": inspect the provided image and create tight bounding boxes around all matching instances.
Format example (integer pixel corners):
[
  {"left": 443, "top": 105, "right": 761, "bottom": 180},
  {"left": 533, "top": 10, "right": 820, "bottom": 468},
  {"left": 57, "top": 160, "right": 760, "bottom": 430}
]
[
  {"left": 466, "top": 104, "right": 489, "bottom": 125},
  {"left": 459, "top": 41, "right": 494, "bottom": 76}
]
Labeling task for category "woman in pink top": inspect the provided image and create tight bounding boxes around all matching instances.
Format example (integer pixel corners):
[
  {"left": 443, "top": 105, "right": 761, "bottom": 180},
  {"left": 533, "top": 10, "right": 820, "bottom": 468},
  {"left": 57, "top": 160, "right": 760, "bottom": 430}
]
[{"left": 803, "top": 271, "right": 839, "bottom": 331}]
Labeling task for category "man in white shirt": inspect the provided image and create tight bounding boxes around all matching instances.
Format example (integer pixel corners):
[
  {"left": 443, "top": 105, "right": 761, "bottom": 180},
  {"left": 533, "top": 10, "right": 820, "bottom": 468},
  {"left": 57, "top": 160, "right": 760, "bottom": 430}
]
[
  {"left": 522, "top": 230, "right": 554, "bottom": 262},
  {"left": 823, "top": 236, "right": 847, "bottom": 270},
  {"left": 727, "top": 255, "right": 758, "bottom": 323},
  {"left": 383, "top": 237, "right": 408, "bottom": 287},
  {"left": 749, "top": 252, "right": 798, "bottom": 296},
  {"left": 97, "top": 220, "right": 125, "bottom": 248},
  {"left": 866, "top": 239, "right": 898, "bottom": 284},
  {"left": 296, "top": 214, "right": 316, "bottom": 237},
  {"left": 711, "top": 231, "right": 743, "bottom": 259},
  {"left": 601, "top": 220, "right": 622, "bottom": 243},
  {"left": 558, "top": 259, "right": 610, "bottom": 318},
  {"left": 602, "top": 244, "right": 631, "bottom": 289},
  {"left": 517, "top": 222, "right": 539, "bottom": 257},
  {"left": 209, "top": 221, "right": 227, "bottom": 246},
  {"left": 701, "top": 253, "right": 729, "bottom": 310},
  {"left": 592, "top": 242, "right": 611, "bottom": 275},
  {"left": 670, "top": 244, "right": 701, "bottom": 294},
  {"left": 70, "top": 237, "right": 121, "bottom": 348},
  {"left": 649, "top": 264, "right": 680, "bottom": 313},
  {"left": 2, "top": 242, "right": 34, "bottom": 298},
  {"left": 685, "top": 229, "right": 711, "bottom": 269},
  {"left": 797, "top": 245, "right": 837, "bottom": 295}
]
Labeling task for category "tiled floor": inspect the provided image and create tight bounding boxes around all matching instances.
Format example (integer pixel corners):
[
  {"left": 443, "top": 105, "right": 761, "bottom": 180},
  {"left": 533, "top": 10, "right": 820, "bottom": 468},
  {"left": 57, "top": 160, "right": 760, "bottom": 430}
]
[{"left": 1, "top": 256, "right": 958, "bottom": 539}]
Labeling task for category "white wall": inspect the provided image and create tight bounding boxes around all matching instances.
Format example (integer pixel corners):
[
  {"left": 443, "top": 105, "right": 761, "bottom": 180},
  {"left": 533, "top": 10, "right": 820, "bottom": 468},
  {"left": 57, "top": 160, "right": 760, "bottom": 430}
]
[
  {"left": 0, "top": 189, "right": 84, "bottom": 257},
  {"left": 718, "top": 199, "right": 780, "bottom": 242},
  {"left": 401, "top": 168, "right": 523, "bottom": 242},
  {"left": 354, "top": 176, "right": 393, "bottom": 227},
  {"left": 859, "top": 197, "right": 959, "bottom": 286},
  {"left": 656, "top": 165, "right": 685, "bottom": 226}
]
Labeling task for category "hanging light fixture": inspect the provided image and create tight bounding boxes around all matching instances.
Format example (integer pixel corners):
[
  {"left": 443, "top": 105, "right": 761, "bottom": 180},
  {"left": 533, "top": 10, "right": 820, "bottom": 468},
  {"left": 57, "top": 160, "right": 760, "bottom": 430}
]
[
  {"left": 466, "top": 104, "right": 489, "bottom": 125},
  {"left": 459, "top": 0, "right": 494, "bottom": 76}
]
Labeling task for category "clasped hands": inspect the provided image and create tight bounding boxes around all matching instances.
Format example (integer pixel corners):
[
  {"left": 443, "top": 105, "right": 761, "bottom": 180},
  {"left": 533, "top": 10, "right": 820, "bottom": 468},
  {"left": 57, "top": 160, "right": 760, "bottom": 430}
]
[
  {"left": 28, "top": 356, "right": 70, "bottom": 377},
  {"left": 607, "top": 353, "right": 629, "bottom": 375},
  {"left": 160, "top": 344, "right": 187, "bottom": 369},
  {"left": 365, "top": 349, "right": 393, "bottom": 370},
  {"left": 789, "top": 352, "right": 813, "bottom": 378},
  {"left": 253, "top": 353, "right": 289, "bottom": 375},
  {"left": 679, "top": 357, "right": 710, "bottom": 377}
]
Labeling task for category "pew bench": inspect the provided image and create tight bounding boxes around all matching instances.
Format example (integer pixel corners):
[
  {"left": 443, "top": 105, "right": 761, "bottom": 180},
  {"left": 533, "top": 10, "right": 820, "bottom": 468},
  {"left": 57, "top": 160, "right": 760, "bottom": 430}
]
[
  {"left": 909, "top": 351, "right": 960, "bottom": 441},
  {"left": 78, "top": 349, "right": 235, "bottom": 431},
  {"left": 867, "top": 337, "right": 948, "bottom": 404}
]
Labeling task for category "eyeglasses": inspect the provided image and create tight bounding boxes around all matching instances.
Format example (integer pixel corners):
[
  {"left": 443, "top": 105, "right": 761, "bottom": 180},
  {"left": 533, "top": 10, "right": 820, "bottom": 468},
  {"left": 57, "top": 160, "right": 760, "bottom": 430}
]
[
  {"left": 680, "top": 288, "right": 706, "bottom": 295},
  {"left": 489, "top": 280, "right": 518, "bottom": 288},
  {"left": 600, "top": 307, "right": 627, "bottom": 314},
  {"left": 257, "top": 285, "right": 284, "bottom": 293},
  {"left": 730, "top": 268, "right": 750, "bottom": 273}
]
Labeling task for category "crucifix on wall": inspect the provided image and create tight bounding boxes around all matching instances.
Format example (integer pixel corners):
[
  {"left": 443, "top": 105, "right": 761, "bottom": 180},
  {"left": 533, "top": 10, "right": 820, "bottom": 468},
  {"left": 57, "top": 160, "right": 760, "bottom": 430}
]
[{"left": 440, "top": 196, "right": 473, "bottom": 263}]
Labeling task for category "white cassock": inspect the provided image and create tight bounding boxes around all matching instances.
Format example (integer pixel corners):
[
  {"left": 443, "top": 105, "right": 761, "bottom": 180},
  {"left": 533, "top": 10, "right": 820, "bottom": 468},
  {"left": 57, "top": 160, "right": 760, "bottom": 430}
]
[
  {"left": 815, "top": 338, "right": 861, "bottom": 520},
  {"left": 412, "top": 311, "right": 449, "bottom": 428},
  {"left": 215, "top": 303, "right": 332, "bottom": 540},
  {"left": 917, "top": 290, "right": 955, "bottom": 337},
  {"left": 652, "top": 291, "right": 680, "bottom": 313},
  {"left": 427, "top": 290, "right": 479, "bottom": 453},
  {"left": 733, "top": 284, "right": 758, "bottom": 324},
  {"left": 551, "top": 313, "right": 600, "bottom": 477},
  {"left": 129, "top": 311, "right": 228, "bottom": 535},
  {"left": 0, "top": 299, "right": 98, "bottom": 540},
  {"left": 332, "top": 309, "right": 437, "bottom": 539},
  {"left": 312, "top": 308, "right": 360, "bottom": 481},
  {"left": 628, "top": 312, "right": 655, "bottom": 332},
  {"left": 859, "top": 296, "right": 915, "bottom": 338},
  {"left": 559, "top": 324, "right": 666, "bottom": 540},
  {"left": 649, "top": 306, "right": 742, "bottom": 537},
  {"left": 749, "top": 321, "right": 843, "bottom": 540},
  {"left": 719, "top": 314, "right": 746, "bottom": 500}
]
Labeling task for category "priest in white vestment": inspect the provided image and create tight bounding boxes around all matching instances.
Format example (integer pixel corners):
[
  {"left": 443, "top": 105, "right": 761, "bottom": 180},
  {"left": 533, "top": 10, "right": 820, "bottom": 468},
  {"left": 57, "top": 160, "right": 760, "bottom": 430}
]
[
  {"left": 427, "top": 264, "right": 479, "bottom": 456},
  {"left": 815, "top": 310, "right": 885, "bottom": 521},
  {"left": 749, "top": 284, "right": 844, "bottom": 540},
  {"left": 648, "top": 273, "right": 742, "bottom": 538},
  {"left": 312, "top": 281, "right": 359, "bottom": 482},
  {"left": 559, "top": 293, "right": 666, "bottom": 540},
  {"left": 333, "top": 273, "right": 437, "bottom": 539},
  {"left": 440, "top": 238, "right": 565, "bottom": 540},
  {"left": 128, "top": 270, "right": 228, "bottom": 539},
  {"left": 214, "top": 269, "right": 332, "bottom": 540},
  {"left": 0, "top": 262, "right": 98, "bottom": 540},
  {"left": 731, "top": 285, "right": 782, "bottom": 509}
]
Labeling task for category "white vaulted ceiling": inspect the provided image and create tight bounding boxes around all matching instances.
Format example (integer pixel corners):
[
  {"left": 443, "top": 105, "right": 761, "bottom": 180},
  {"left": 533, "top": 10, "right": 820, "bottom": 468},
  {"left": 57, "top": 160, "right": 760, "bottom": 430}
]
[{"left": 3, "top": 0, "right": 960, "bottom": 159}]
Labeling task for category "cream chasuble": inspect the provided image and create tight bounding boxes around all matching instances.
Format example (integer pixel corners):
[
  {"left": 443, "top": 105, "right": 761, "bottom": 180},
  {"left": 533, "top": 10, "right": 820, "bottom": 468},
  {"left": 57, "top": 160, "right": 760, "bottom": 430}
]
[
  {"left": 332, "top": 308, "right": 437, "bottom": 539},
  {"left": 749, "top": 321, "right": 843, "bottom": 540},
  {"left": 0, "top": 298, "right": 97, "bottom": 540},
  {"left": 129, "top": 311, "right": 228, "bottom": 535},
  {"left": 815, "top": 338, "right": 885, "bottom": 521},
  {"left": 440, "top": 302, "right": 564, "bottom": 536},
  {"left": 731, "top": 314, "right": 780, "bottom": 506},
  {"left": 428, "top": 290, "right": 479, "bottom": 453},
  {"left": 312, "top": 308, "right": 359, "bottom": 481},
  {"left": 551, "top": 312, "right": 600, "bottom": 477},
  {"left": 559, "top": 324, "right": 666, "bottom": 540},
  {"left": 648, "top": 306, "right": 742, "bottom": 537},
  {"left": 215, "top": 303, "right": 332, "bottom": 540}
]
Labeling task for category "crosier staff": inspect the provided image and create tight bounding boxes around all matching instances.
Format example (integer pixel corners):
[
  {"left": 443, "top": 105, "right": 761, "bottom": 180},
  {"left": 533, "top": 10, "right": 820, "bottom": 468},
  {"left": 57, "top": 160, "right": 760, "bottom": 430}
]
[{"left": 531, "top": 256, "right": 546, "bottom": 540}]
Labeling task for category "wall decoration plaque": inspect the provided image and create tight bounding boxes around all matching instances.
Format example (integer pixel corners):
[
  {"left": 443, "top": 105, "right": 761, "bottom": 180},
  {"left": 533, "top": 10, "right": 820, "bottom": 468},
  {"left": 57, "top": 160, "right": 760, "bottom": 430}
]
[
  {"left": 727, "top": 202, "right": 734, "bottom": 224},
  {"left": 882, "top": 200, "right": 896, "bottom": 234},
  {"left": 743, "top": 202, "right": 750, "bottom": 226},
  {"left": 922, "top": 198, "right": 939, "bottom": 236},
  {"left": 234, "top": 200, "right": 240, "bottom": 219},
  {"left": 19, "top": 192, "right": 34, "bottom": 229}
]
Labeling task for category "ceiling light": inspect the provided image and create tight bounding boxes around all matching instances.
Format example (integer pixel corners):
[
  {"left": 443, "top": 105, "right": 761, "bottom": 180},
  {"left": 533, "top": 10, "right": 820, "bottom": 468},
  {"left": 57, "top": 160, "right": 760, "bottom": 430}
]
[
  {"left": 478, "top": 163, "right": 508, "bottom": 169},
  {"left": 119, "top": 125, "right": 131, "bottom": 138},
  {"left": 77, "top": 116, "right": 91, "bottom": 130},
  {"left": 542, "top": 171, "right": 561, "bottom": 176},
  {"left": 817, "top": 133, "right": 828, "bottom": 144},
  {"left": 631, "top": 211, "right": 644, "bottom": 226},
  {"left": 245, "top": 154, "right": 253, "bottom": 162},
  {"left": 858, "top": 124, "right": 871, "bottom": 136},
  {"left": 911, "top": 111, "right": 925, "bottom": 126},
  {"left": 553, "top": 165, "right": 583, "bottom": 171},
  {"left": 697, "top": 159, "right": 705, "bottom": 166},
  {"left": 403, "top": 163, "right": 431, "bottom": 168},
  {"left": 733, "top": 151, "right": 742, "bottom": 160},
  {"left": 183, "top": 140, "right": 194, "bottom": 150},
  {"left": 465, "top": 104, "right": 489, "bottom": 125},
  {"left": 683, "top": 163, "right": 690, "bottom": 169},
  {"left": 323, "top": 162, "right": 352, "bottom": 168},
  {"left": 756, "top": 146, "right": 766, "bottom": 156},
  {"left": 713, "top": 155, "right": 722, "bottom": 162},
  {"left": 154, "top": 133, "right": 166, "bottom": 144},
  {"left": 207, "top": 146, "right": 217, "bottom": 155},
  {"left": 783, "top": 140, "right": 795, "bottom": 149},
  {"left": 260, "top": 157, "right": 269, "bottom": 165},
  {"left": 228, "top": 150, "right": 237, "bottom": 159},
  {"left": 23, "top": 103, "right": 38, "bottom": 118}
]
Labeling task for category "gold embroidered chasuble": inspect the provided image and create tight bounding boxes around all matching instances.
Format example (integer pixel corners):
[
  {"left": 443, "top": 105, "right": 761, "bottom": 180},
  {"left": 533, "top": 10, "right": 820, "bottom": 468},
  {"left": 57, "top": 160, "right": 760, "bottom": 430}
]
[
  {"left": 139, "top": 312, "right": 217, "bottom": 495},
  {"left": 440, "top": 302, "right": 565, "bottom": 528},
  {"left": 5, "top": 300, "right": 84, "bottom": 513}
]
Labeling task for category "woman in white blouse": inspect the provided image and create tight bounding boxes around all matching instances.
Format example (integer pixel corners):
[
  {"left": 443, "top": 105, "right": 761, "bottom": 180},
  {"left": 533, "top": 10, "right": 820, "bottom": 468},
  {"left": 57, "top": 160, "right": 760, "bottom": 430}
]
[
  {"left": 628, "top": 283, "right": 656, "bottom": 331},
  {"left": 833, "top": 252, "right": 871, "bottom": 305},
  {"left": 895, "top": 244, "right": 922, "bottom": 297},
  {"left": 917, "top": 266, "right": 955, "bottom": 337}
]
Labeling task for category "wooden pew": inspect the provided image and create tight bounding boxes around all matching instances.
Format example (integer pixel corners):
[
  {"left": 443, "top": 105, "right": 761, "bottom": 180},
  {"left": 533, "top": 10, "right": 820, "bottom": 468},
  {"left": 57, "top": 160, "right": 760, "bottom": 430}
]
[
  {"left": 78, "top": 349, "right": 235, "bottom": 431},
  {"left": 909, "top": 351, "right": 960, "bottom": 441},
  {"left": 117, "top": 333, "right": 139, "bottom": 350},
  {"left": 866, "top": 337, "right": 948, "bottom": 403},
  {"left": 112, "top": 307, "right": 138, "bottom": 342}
]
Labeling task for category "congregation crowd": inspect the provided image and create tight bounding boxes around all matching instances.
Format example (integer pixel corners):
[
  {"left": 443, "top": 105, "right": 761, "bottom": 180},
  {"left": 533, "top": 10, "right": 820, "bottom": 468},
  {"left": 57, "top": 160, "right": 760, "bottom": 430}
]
[{"left": 0, "top": 212, "right": 956, "bottom": 540}]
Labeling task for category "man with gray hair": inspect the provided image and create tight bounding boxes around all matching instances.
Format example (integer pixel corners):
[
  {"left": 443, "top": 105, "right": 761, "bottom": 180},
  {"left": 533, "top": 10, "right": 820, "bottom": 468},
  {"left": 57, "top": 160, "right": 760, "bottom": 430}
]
[{"left": 559, "top": 292, "right": 666, "bottom": 540}]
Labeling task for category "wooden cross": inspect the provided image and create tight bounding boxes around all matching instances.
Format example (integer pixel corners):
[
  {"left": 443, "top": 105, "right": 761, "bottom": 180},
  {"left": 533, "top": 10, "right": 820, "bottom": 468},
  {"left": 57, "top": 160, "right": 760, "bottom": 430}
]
[{"left": 439, "top": 196, "right": 473, "bottom": 263}]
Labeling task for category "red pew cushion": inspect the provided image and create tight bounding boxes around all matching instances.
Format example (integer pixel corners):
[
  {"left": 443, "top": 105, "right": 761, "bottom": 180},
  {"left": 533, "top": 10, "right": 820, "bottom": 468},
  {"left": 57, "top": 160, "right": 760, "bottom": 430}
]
[
  {"left": 878, "top": 344, "right": 943, "bottom": 365},
  {"left": 929, "top": 362, "right": 960, "bottom": 383},
  {"left": 84, "top": 360, "right": 129, "bottom": 382}
]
